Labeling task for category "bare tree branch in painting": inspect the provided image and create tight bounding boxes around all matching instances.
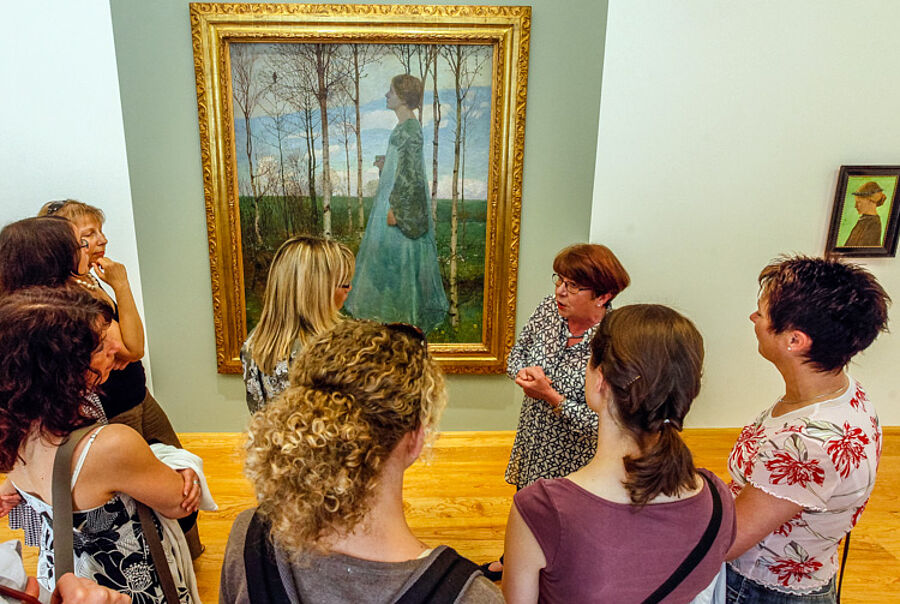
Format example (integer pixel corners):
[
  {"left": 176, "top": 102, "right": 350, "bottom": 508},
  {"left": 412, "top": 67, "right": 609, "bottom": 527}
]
[
  {"left": 334, "top": 86, "right": 355, "bottom": 234},
  {"left": 441, "top": 45, "right": 488, "bottom": 328},
  {"left": 261, "top": 68, "right": 298, "bottom": 238},
  {"left": 278, "top": 45, "right": 322, "bottom": 233},
  {"left": 231, "top": 44, "right": 271, "bottom": 249},
  {"left": 336, "top": 44, "right": 380, "bottom": 233},
  {"left": 429, "top": 46, "right": 442, "bottom": 220}
]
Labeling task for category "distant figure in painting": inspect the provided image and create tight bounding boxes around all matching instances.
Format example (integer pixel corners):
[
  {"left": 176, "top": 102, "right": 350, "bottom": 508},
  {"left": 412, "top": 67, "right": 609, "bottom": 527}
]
[
  {"left": 345, "top": 74, "right": 449, "bottom": 333},
  {"left": 844, "top": 181, "right": 887, "bottom": 247}
]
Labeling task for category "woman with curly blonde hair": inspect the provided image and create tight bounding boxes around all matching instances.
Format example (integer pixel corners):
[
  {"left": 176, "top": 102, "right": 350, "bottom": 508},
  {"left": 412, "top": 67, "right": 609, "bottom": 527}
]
[
  {"left": 241, "top": 235, "right": 355, "bottom": 412},
  {"left": 221, "top": 320, "right": 502, "bottom": 603}
]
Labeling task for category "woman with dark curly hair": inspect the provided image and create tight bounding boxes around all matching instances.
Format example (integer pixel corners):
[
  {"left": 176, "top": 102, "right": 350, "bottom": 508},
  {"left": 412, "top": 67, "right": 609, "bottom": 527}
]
[
  {"left": 0, "top": 287, "right": 199, "bottom": 602},
  {"left": 221, "top": 320, "right": 502, "bottom": 603},
  {"left": 726, "top": 256, "right": 890, "bottom": 603}
]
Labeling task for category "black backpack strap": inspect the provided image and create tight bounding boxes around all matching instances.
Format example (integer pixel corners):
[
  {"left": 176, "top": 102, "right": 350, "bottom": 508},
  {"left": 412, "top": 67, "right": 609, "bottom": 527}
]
[
  {"left": 394, "top": 547, "right": 481, "bottom": 604},
  {"left": 244, "top": 509, "right": 292, "bottom": 604},
  {"left": 642, "top": 472, "right": 724, "bottom": 604}
]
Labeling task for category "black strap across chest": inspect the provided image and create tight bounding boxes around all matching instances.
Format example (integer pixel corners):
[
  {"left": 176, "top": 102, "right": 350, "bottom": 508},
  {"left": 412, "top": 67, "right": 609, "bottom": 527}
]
[
  {"left": 641, "top": 472, "right": 724, "bottom": 604},
  {"left": 244, "top": 509, "right": 480, "bottom": 604}
]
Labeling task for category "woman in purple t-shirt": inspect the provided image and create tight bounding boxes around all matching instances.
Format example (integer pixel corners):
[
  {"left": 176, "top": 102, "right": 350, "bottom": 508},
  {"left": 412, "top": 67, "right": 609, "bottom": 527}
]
[{"left": 502, "top": 305, "right": 736, "bottom": 603}]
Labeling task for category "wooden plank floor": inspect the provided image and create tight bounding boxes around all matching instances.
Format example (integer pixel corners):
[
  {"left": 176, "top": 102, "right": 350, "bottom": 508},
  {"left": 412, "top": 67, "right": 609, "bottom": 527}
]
[{"left": 3, "top": 428, "right": 898, "bottom": 602}]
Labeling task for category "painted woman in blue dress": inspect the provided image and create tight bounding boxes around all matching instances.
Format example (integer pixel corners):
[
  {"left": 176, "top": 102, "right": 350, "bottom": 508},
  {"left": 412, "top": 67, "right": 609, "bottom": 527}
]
[{"left": 345, "top": 74, "right": 449, "bottom": 333}]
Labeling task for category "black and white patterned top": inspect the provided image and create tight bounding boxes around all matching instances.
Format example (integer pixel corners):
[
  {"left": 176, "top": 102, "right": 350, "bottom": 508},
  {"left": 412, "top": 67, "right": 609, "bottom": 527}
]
[
  {"left": 240, "top": 341, "right": 294, "bottom": 413},
  {"left": 505, "top": 295, "right": 601, "bottom": 488},
  {"left": 14, "top": 426, "right": 193, "bottom": 603},
  {"left": 8, "top": 394, "right": 107, "bottom": 548}
]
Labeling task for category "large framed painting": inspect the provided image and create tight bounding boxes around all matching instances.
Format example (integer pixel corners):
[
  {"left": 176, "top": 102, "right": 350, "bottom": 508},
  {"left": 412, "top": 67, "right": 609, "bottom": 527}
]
[
  {"left": 825, "top": 165, "right": 900, "bottom": 257},
  {"left": 190, "top": 3, "right": 530, "bottom": 374}
]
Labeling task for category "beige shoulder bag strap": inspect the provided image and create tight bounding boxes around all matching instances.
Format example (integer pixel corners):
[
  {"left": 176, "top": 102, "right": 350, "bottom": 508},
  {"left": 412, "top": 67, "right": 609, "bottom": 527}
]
[{"left": 51, "top": 424, "right": 98, "bottom": 577}]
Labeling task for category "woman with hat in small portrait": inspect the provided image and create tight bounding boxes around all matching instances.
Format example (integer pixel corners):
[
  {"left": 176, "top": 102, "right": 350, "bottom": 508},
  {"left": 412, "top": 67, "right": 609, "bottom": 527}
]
[{"left": 844, "top": 181, "right": 887, "bottom": 247}]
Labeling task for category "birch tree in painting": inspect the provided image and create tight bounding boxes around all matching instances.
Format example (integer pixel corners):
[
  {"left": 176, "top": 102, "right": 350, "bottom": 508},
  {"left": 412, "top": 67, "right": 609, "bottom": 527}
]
[
  {"left": 231, "top": 44, "right": 270, "bottom": 250},
  {"left": 441, "top": 45, "right": 488, "bottom": 328},
  {"left": 339, "top": 44, "right": 380, "bottom": 233}
]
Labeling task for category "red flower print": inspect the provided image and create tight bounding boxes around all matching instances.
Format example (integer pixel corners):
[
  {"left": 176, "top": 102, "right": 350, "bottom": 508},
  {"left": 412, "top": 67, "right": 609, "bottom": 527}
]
[
  {"left": 767, "top": 556, "right": 823, "bottom": 586},
  {"left": 825, "top": 422, "right": 870, "bottom": 479},
  {"left": 765, "top": 451, "right": 825, "bottom": 487},
  {"left": 774, "top": 511, "right": 805, "bottom": 537},
  {"left": 871, "top": 416, "right": 882, "bottom": 463},
  {"left": 776, "top": 425, "right": 805, "bottom": 435},
  {"left": 731, "top": 423, "right": 766, "bottom": 474},
  {"left": 729, "top": 481, "right": 742, "bottom": 497},
  {"left": 850, "top": 384, "right": 868, "bottom": 411}
]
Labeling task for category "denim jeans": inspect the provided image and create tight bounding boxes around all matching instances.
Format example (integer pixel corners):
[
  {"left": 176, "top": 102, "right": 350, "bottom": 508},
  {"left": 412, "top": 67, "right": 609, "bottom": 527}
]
[{"left": 726, "top": 567, "right": 836, "bottom": 604}]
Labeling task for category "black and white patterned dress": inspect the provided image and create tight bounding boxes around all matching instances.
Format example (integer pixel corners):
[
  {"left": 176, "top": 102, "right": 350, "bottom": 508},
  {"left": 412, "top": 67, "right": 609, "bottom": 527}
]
[
  {"left": 14, "top": 427, "right": 193, "bottom": 604},
  {"left": 505, "top": 295, "right": 601, "bottom": 488},
  {"left": 240, "top": 341, "right": 293, "bottom": 413}
]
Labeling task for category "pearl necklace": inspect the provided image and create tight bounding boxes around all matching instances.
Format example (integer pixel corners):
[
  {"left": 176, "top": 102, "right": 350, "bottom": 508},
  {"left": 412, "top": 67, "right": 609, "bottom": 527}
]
[{"left": 72, "top": 274, "right": 99, "bottom": 290}]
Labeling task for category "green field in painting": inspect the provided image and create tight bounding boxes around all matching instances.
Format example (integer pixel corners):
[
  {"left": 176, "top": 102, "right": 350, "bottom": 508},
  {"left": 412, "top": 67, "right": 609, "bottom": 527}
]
[{"left": 240, "top": 195, "right": 487, "bottom": 343}]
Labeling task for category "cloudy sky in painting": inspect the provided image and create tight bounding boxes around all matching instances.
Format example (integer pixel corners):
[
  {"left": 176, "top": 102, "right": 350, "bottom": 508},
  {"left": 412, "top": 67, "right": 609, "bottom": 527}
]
[{"left": 232, "top": 43, "right": 493, "bottom": 200}]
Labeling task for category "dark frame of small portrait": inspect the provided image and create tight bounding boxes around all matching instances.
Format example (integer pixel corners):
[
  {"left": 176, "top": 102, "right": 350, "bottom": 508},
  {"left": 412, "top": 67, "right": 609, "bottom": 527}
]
[{"left": 825, "top": 165, "right": 900, "bottom": 258}]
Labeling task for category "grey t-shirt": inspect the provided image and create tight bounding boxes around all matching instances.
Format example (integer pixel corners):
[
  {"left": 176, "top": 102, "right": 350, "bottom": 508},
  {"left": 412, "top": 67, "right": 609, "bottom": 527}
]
[{"left": 220, "top": 509, "right": 503, "bottom": 604}]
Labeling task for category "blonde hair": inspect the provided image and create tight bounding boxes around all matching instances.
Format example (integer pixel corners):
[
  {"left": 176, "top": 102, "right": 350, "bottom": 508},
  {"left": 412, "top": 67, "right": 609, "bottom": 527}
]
[
  {"left": 247, "top": 236, "right": 354, "bottom": 374},
  {"left": 38, "top": 199, "right": 105, "bottom": 225},
  {"left": 244, "top": 320, "right": 446, "bottom": 555}
]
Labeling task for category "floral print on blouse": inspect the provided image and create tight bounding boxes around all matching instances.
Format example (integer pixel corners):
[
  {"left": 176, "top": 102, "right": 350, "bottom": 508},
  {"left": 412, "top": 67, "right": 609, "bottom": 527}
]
[
  {"left": 240, "top": 341, "right": 292, "bottom": 413},
  {"left": 727, "top": 377, "right": 881, "bottom": 594},
  {"left": 505, "top": 295, "right": 601, "bottom": 488}
]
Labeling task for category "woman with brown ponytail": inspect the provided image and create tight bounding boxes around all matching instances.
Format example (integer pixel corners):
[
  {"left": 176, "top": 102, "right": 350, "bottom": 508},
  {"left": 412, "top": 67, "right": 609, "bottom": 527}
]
[
  {"left": 220, "top": 320, "right": 503, "bottom": 603},
  {"left": 502, "top": 305, "right": 736, "bottom": 603}
]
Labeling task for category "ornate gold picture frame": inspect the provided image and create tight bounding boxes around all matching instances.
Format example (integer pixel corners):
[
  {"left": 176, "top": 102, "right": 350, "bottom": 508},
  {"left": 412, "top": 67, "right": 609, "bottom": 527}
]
[{"left": 190, "top": 3, "right": 530, "bottom": 373}]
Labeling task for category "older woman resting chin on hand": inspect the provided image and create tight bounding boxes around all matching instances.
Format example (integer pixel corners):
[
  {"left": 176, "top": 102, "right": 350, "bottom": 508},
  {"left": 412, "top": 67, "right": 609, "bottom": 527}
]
[{"left": 726, "top": 256, "right": 889, "bottom": 603}]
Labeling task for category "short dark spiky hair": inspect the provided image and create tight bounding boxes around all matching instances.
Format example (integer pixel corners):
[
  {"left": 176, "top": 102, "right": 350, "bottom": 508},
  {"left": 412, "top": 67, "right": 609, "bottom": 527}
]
[
  {"left": 759, "top": 255, "right": 890, "bottom": 372},
  {"left": 0, "top": 287, "right": 113, "bottom": 472}
]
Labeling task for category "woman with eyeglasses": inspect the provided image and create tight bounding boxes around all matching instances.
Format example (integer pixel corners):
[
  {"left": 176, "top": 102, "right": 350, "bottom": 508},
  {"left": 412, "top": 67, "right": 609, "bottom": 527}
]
[
  {"left": 36, "top": 200, "right": 181, "bottom": 449},
  {"left": 241, "top": 236, "right": 355, "bottom": 412},
  {"left": 0, "top": 214, "right": 203, "bottom": 558},
  {"left": 222, "top": 320, "right": 503, "bottom": 603},
  {"left": 483, "top": 243, "right": 630, "bottom": 580}
]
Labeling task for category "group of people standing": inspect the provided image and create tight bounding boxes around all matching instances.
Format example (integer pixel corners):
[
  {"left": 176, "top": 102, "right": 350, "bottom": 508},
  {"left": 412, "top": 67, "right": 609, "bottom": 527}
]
[
  {"left": 488, "top": 244, "right": 887, "bottom": 604},
  {"left": 0, "top": 202, "right": 203, "bottom": 603},
  {"left": 0, "top": 70, "right": 890, "bottom": 604}
]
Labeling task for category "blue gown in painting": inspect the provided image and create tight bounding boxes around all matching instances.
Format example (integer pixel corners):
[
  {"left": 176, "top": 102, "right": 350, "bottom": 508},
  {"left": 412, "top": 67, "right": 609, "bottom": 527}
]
[{"left": 345, "top": 118, "right": 449, "bottom": 333}]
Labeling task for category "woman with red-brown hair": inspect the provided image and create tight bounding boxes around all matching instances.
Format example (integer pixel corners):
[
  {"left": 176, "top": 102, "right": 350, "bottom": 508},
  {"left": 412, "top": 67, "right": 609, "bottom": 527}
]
[{"left": 482, "top": 244, "right": 630, "bottom": 580}]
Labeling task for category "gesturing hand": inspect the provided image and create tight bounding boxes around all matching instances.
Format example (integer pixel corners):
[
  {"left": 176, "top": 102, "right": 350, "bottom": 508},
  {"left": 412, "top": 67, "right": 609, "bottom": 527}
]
[{"left": 514, "top": 366, "right": 564, "bottom": 407}]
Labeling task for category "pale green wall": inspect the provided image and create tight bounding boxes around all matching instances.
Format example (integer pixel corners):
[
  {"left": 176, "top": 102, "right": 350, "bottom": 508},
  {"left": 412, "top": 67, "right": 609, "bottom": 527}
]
[{"left": 109, "top": 0, "right": 610, "bottom": 431}]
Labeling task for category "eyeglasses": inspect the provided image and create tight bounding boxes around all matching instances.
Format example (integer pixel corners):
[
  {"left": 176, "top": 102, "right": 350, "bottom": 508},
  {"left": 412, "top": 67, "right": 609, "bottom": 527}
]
[
  {"left": 552, "top": 273, "right": 592, "bottom": 295},
  {"left": 79, "top": 238, "right": 90, "bottom": 249},
  {"left": 337, "top": 283, "right": 352, "bottom": 290},
  {"left": 385, "top": 322, "right": 427, "bottom": 350}
]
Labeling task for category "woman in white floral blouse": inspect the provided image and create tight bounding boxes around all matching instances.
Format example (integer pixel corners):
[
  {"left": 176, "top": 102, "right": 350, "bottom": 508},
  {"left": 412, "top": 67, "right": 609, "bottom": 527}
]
[
  {"left": 482, "top": 244, "right": 629, "bottom": 580},
  {"left": 726, "top": 256, "right": 890, "bottom": 603}
]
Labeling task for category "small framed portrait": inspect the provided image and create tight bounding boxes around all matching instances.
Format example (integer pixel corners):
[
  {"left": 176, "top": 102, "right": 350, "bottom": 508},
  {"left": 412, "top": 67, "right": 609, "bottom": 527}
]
[{"left": 825, "top": 165, "right": 900, "bottom": 257}]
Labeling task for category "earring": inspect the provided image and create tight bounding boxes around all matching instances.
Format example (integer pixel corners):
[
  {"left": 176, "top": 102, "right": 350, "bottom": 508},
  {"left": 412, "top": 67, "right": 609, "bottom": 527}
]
[{"left": 787, "top": 346, "right": 792, "bottom": 352}]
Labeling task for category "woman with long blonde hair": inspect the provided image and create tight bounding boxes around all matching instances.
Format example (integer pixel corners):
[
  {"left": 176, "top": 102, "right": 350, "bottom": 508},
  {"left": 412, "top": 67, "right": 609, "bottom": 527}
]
[
  {"left": 221, "top": 320, "right": 502, "bottom": 603},
  {"left": 241, "top": 236, "right": 355, "bottom": 412}
]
